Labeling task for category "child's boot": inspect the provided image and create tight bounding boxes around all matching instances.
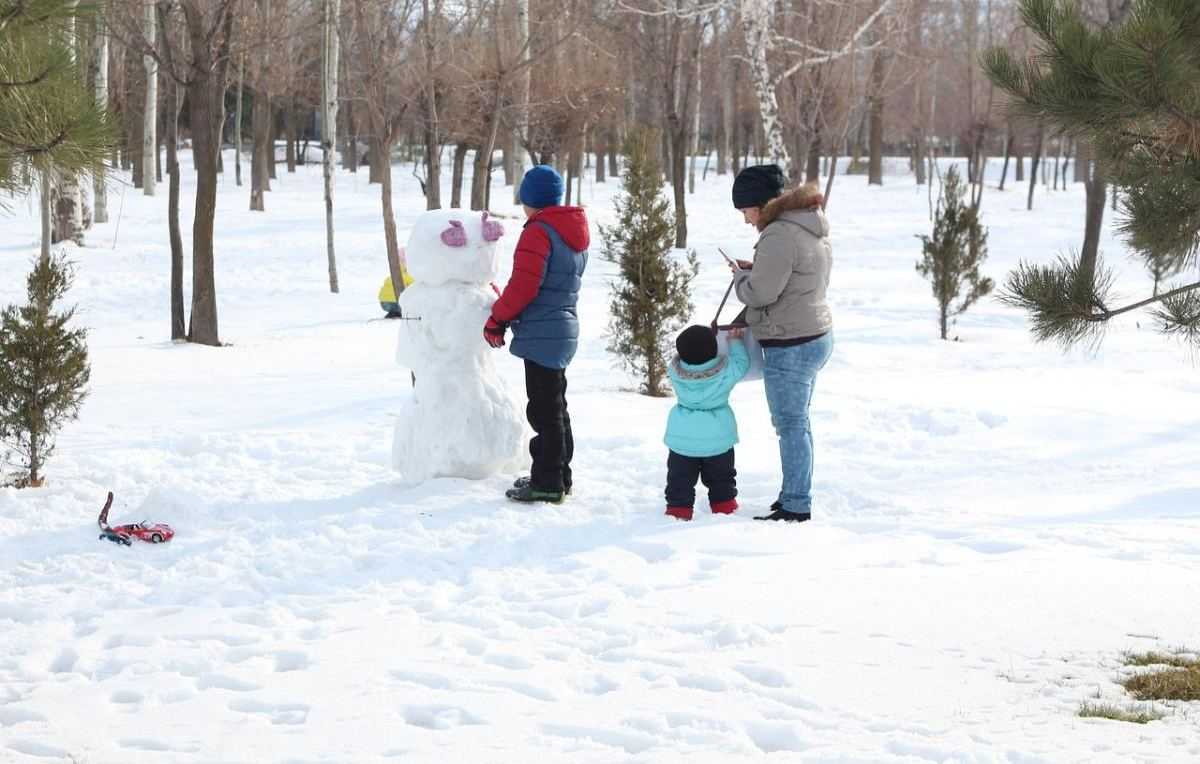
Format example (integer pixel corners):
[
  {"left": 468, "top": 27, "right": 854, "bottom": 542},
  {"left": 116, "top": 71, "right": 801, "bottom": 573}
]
[
  {"left": 710, "top": 498, "right": 738, "bottom": 515},
  {"left": 665, "top": 505, "right": 694, "bottom": 521}
]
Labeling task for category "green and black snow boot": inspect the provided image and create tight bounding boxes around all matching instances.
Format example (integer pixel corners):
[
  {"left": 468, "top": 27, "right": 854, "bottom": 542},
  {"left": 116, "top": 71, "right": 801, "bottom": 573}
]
[{"left": 506, "top": 484, "right": 565, "bottom": 504}]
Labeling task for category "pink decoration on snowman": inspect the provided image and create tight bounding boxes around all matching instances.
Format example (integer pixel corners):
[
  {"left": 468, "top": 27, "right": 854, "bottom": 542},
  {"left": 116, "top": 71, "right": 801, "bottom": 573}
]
[
  {"left": 481, "top": 212, "right": 505, "bottom": 242},
  {"left": 440, "top": 220, "right": 467, "bottom": 248}
]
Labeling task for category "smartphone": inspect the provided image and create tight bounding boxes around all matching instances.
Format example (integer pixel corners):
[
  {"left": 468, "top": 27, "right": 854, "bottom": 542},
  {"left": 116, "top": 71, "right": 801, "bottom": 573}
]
[{"left": 718, "top": 248, "right": 740, "bottom": 270}]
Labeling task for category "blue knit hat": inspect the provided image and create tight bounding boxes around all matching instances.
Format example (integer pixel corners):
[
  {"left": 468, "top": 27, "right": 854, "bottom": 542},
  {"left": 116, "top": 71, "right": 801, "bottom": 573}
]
[{"left": 519, "top": 165, "right": 564, "bottom": 208}]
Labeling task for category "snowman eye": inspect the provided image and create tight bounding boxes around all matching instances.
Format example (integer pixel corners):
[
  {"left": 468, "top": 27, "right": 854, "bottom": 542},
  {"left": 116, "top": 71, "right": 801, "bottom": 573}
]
[
  {"left": 481, "top": 211, "right": 504, "bottom": 242},
  {"left": 440, "top": 220, "right": 467, "bottom": 247}
]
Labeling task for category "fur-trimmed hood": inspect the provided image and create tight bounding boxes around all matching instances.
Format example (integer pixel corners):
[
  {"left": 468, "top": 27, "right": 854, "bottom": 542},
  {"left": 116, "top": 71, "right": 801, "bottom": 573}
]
[{"left": 757, "top": 183, "right": 825, "bottom": 231}]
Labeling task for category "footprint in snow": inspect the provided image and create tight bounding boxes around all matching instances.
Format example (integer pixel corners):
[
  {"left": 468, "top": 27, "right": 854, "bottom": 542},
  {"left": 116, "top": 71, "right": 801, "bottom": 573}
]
[
  {"left": 484, "top": 653, "right": 534, "bottom": 670},
  {"left": 390, "top": 669, "right": 455, "bottom": 690},
  {"left": 403, "top": 704, "right": 484, "bottom": 730},
  {"left": 745, "top": 721, "right": 813, "bottom": 754},
  {"left": 6, "top": 739, "right": 72, "bottom": 759},
  {"left": 274, "top": 650, "right": 311, "bottom": 672},
  {"left": 735, "top": 664, "right": 791, "bottom": 689},
  {"left": 228, "top": 698, "right": 310, "bottom": 725},
  {"left": 110, "top": 689, "right": 144, "bottom": 705},
  {"left": 196, "top": 673, "right": 261, "bottom": 692}
]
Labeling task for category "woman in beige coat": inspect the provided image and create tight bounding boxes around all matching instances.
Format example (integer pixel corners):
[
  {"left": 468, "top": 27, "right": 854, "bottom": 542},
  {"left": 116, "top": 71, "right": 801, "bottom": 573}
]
[{"left": 728, "top": 164, "right": 833, "bottom": 523}]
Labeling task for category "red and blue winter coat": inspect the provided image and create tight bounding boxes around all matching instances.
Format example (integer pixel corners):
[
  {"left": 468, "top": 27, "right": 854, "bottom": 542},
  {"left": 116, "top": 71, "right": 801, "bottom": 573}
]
[{"left": 491, "top": 206, "right": 590, "bottom": 370}]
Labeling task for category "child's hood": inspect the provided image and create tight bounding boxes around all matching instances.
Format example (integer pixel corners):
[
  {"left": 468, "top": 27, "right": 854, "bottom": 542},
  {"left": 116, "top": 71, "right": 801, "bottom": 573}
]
[
  {"left": 528, "top": 206, "right": 590, "bottom": 252},
  {"left": 669, "top": 355, "right": 733, "bottom": 410}
]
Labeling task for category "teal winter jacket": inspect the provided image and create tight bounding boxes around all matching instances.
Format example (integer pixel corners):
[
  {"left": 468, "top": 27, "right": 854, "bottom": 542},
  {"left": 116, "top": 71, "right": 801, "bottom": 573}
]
[{"left": 664, "top": 341, "right": 751, "bottom": 458}]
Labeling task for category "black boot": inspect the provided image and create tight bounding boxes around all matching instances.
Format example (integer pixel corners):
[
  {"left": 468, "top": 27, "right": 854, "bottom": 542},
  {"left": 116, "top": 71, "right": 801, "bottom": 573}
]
[
  {"left": 513, "top": 476, "right": 572, "bottom": 496},
  {"left": 754, "top": 501, "right": 811, "bottom": 523},
  {"left": 506, "top": 483, "right": 565, "bottom": 504}
]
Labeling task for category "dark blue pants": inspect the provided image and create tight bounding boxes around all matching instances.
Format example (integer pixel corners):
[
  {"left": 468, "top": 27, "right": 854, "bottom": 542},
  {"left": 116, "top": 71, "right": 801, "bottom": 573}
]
[{"left": 665, "top": 449, "right": 736, "bottom": 508}]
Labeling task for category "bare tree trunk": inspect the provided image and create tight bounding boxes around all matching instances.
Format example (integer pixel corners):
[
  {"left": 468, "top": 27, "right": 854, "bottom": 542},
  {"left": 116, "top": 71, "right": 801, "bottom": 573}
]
[
  {"left": 234, "top": 53, "right": 244, "bottom": 186},
  {"left": 998, "top": 125, "right": 1012, "bottom": 191},
  {"left": 718, "top": 11, "right": 731, "bottom": 176},
  {"left": 512, "top": 0, "right": 531, "bottom": 204},
  {"left": 740, "top": 0, "right": 789, "bottom": 168},
  {"left": 251, "top": 84, "right": 268, "bottom": 210},
  {"left": 93, "top": 12, "right": 110, "bottom": 223},
  {"left": 381, "top": 157, "right": 405, "bottom": 307},
  {"left": 322, "top": 0, "right": 340, "bottom": 293},
  {"left": 52, "top": 4, "right": 86, "bottom": 243},
  {"left": 1074, "top": 140, "right": 1089, "bottom": 183},
  {"left": 421, "top": 0, "right": 441, "bottom": 209},
  {"left": 1027, "top": 123, "right": 1043, "bottom": 212},
  {"left": 250, "top": 0, "right": 271, "bottom": 209},
  {"left": 183, "top": 0, "right": 233, "bottom": 347},
  {"left": 1081, "top": 161, "right": 1107, "bottom": 285},
  {"left": 470, "top": 103, "right": 502, "bottom": 210},
  {"left": 342, "top": 95, "right": 357, "bottom": 171},
  {"left": 451, "top": 142, "right": 467, "bottom": 208},
  {"left": 867, "top": 48, "right": 885, "bottom": 186},
  {"left": 268, "top": 108, "right": 278, "bottom": 180},
  {"left": 167, "top": 77, "right": 185, "bottom": 340},
  {"left": 564, "top": 147, "right": 575, "bottom": 206},
  {"left": 688, "top": 33, "right": 701, "bottom": 195},
  {"left": 1052, "top": 138, "right": 1061, "bottom": 191},
  {"left": 368, "top": 136, "right": 386, "bottom": 184},
  {"left": 142, "top": 0, "right": 157, "bottom": 196},
  {"left": 1015, "top": 137, "right": 1024, "bottom": 182},
  {"left": 216, "top": 79, "right": 225, "bottom": 176},
  {"left": 805, "top": 131, "right": 820, "bottom": 184},
  {"left": 285, "top": 99, "right": 296, "bottom": 173}
]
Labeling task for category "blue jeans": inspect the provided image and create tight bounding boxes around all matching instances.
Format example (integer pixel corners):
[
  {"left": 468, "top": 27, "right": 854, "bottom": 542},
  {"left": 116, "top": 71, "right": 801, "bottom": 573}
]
[{"left": 763, "top": 333, "right": 833, "bottom": 514}]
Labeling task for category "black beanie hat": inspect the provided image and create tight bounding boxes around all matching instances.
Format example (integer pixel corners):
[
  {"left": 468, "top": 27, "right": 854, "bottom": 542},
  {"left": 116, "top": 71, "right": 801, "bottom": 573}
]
[
  {"left": 676, "top": 324, "right": 719, "bottom": 366},
  {"left": 731, "top": 164, "right": 786, "bottom": 209}
]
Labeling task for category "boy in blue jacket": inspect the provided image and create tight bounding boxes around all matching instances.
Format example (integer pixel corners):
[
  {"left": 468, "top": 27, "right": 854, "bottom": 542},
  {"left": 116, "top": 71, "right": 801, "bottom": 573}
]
[{"left": 664, "top": 325, "right": 751, "bottom": 521}]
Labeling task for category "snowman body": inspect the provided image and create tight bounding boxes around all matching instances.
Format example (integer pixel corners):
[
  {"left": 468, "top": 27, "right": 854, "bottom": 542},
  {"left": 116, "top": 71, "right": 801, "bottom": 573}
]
[{"left": 393, "top": 210, "right": 524, "bottom": 481}]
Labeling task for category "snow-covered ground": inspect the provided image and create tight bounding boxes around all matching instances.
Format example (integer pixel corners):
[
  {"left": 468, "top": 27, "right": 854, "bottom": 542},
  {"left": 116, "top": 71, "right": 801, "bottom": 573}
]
[{"left": 1, "top": 153, "right": 1197, "bottom": 763}]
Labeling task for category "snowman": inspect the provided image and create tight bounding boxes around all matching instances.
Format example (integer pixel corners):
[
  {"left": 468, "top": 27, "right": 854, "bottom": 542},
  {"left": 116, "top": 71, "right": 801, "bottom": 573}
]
[{"left": 393, "top": 210, "right": 525, "bottom": 482}]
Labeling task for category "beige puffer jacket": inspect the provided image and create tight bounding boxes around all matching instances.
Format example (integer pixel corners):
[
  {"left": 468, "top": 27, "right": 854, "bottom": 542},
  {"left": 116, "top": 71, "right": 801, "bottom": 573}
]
[{"left": 733, "top": 184, "right": 833, "bottom": 341}]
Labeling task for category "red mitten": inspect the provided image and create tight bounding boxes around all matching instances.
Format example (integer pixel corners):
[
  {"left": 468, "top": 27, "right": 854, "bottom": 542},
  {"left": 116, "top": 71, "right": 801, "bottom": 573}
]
[{"left": 484, "top": 316, "right": 508, "bottom": 348}]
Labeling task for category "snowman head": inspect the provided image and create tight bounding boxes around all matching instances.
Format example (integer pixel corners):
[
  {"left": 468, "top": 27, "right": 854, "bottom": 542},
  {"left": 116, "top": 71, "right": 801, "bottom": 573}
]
[{"left": 405, "top": 210, "right": 506, "bottom": 286}]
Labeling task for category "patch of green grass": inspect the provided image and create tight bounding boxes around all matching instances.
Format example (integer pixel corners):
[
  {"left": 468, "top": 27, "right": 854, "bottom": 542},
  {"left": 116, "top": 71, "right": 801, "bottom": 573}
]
[{"left": 1078, "top": 702, "right": 1165, "bottom": 724}]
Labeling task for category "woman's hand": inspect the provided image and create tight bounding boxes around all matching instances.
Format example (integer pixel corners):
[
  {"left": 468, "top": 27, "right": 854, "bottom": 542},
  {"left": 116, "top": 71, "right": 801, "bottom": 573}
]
[
  {"left": 727, "top": 327, "right": 745, "bottom": 339},
  {"left": 736, "top": 259, "right": 754, "bottom": 271}
]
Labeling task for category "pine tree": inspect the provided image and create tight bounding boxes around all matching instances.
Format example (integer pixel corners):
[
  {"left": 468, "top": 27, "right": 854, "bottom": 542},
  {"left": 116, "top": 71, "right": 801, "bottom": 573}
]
[
  {"left": 0, "top": 255, "right": 91, "bottom": 488},
  {"left": 0, "top": 0, "right": 112, "bottom": 203},
  {"left": 917, "top": 167, "right": 994, "bottom": 340},
  {"left": 984, "top": 0, "right": 1200, "bottom": 348},
  {"left": 605, "top": 128, "right": 698, "bottom": 397}
]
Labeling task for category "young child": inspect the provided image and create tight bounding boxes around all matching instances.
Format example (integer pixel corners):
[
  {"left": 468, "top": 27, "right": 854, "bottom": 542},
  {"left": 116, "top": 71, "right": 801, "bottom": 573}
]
[{"left": 664, "top": 324, "right": 751, "bottom": 521}]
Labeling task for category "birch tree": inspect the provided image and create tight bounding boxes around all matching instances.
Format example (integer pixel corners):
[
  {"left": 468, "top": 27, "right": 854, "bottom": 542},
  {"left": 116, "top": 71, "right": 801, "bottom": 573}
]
[
  {"left": 93, "top": 9, "right": 110, "bottom": 222},
  {"left": 142, "top": 0, "right": 156, "bottom": 196},
  {"left": 322, "top": 0, "right": 340, "bottom": 292}
]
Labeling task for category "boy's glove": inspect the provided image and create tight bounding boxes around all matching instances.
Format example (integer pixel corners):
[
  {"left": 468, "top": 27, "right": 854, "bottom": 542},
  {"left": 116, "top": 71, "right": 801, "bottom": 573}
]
[{"left": 483, "top": 316, "right": 508, "bottom": 348}]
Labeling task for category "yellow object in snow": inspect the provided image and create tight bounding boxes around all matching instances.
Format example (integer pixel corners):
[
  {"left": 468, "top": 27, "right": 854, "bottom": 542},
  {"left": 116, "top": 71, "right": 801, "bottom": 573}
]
[{"left": 378, "top": 268, "right": 414, "bottom": 304}]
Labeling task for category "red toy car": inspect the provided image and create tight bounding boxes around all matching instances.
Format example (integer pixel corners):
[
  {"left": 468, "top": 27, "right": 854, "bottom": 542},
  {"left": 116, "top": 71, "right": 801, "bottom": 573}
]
[{"left": 98, "top": 492, "right": 174, "bottom": 544}]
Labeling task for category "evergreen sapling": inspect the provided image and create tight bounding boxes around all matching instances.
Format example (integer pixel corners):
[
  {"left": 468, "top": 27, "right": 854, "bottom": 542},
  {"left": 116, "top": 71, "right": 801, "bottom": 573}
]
[
  {"left": 917, "top": 166, "right": 994, "bottom": 340},
  {"left": 604, "top": 129, "right": 698, "bottom": 396},
  {"left": 0, "top": 255, "right": 91, "bottom": 487}
]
